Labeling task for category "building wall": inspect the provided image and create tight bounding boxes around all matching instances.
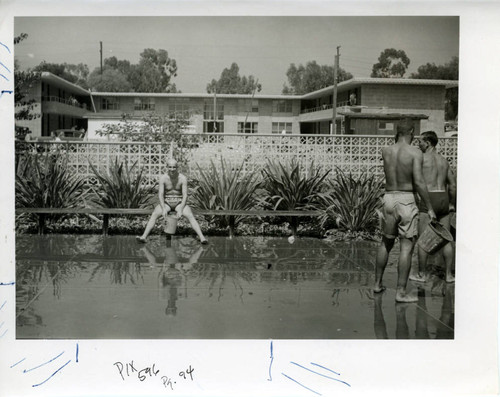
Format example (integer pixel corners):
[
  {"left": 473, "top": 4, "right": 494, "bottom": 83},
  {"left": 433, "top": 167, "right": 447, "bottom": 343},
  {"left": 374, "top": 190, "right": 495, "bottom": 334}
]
[{"left": 360, "top": 84, "right": 445, "bottom": 110}]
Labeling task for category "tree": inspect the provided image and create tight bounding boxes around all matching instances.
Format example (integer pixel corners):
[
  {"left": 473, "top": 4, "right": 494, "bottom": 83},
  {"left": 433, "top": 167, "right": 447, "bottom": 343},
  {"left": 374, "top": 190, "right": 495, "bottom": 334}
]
[
  {"left": 14, "top": 34, "right": 41, "bottom": 133},
  {"left": 33, "top": 61, "right": 89, "bottom": 88},
  {"left": 128, "top": 49, "right": 178, "bottom": 93},
  {"left": 87, "top": 68, "right": 132, "bottom": 92},
  {"left": 90, "top": 49, "right": 178, "bottom": 93},
  {"left": 206, "top": 63, "right": 262, "bottom": 94},
  {"left": 411, "top": 56, "right": 459, "bottom": 120},
  {"left": 95, "top": 112, "right": 198, "bottom": 167},
  {"left": 281, "top": 61, "right": 352, "bottom": 95},
  {"left": 371, "top": 48, "right": 410, "bottom": 78}
]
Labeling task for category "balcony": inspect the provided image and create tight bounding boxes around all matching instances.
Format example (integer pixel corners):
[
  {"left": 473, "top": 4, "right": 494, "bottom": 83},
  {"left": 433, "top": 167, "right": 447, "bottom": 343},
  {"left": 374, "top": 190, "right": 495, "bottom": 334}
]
[{"left": 42, "top": 96, "right": 89, "bottom": 117}]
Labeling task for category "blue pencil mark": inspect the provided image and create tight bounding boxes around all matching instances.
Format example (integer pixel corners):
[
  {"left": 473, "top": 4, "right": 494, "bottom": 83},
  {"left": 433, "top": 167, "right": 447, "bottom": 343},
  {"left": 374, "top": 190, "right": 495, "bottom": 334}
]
[
  {"left": 282, "top": 372, "right": 321, "bottom": 396},
  {"left": 0, "top": 300, "right": 6, "bottom": 311},
  {"left": 0, "top": 62, "right": 10, "bottom": 73},
  {"left": 76, "top": 343, "right": 79, "bottom": 363},
  {"left": 0, "top": 42, "right": 10, "bottom": 53},
  {"left": 1, "top": 90, "right": 13, "bottom": 98},
  {"left": 0, "top": 328, "right": 7, "bottom": 338},
  {"left": 32, "top": 359, "right": 71, "bottom": 388},
  {"left": 0, "top": 281, "right": 15, "bottom": 286},
  {"left": 310, "top": 362, "right": 340, "bottom": 375},
  {"left": 267, "top": 340, "right": 274, "bottom": 381},
  {"left": 24, "top": 351, "right": 65, "bottom": 373},
  {"left": 0, "top": 74, "right": 8, "bottom": 81},
  {"left": 291, "top": 362, "right": 351, "bottom": 387},
  {"left": 11, "top": 357, "right": 26, "bottom": 368}
]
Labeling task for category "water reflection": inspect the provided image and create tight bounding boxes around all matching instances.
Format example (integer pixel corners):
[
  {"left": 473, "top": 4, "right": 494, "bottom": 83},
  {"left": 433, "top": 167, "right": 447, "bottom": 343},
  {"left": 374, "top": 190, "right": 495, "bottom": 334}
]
[
  {"left": 15, "top": 235, "right": 452, "bottom": 339},
  {"left": 373, "top": 283, "right": 455, "bottom": 339}
]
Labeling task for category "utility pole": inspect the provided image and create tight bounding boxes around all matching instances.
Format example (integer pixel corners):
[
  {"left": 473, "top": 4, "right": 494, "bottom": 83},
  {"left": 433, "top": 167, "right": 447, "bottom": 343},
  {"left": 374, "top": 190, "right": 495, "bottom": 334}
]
[
  {"left": 213, "top": 89, "right": 217, "bottom": 132},
  {"left": 332, "top": 46, "right": 340, "bottom": 134},
  {"left": 100, "top": 41, "right": 103, "bottom": 75}
]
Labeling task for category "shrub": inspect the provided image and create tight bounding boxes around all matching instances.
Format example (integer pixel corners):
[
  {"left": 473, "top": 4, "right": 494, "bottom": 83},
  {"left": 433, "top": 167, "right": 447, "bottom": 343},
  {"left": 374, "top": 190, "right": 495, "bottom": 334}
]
[
  {"left": 318, "top": 168, "right": 384, "bottom": 233},
  {"left": 89, "top": 158, "right": 157, "bottom": 209},
  {"left": 16, "top": 151, "right": 86, "bottom": 209},
  {"left": 260, "top": 159, "right": 330, "bottom": 235},
  {"left": 190, "top": 158, "right": 261, "bottom": 237}
]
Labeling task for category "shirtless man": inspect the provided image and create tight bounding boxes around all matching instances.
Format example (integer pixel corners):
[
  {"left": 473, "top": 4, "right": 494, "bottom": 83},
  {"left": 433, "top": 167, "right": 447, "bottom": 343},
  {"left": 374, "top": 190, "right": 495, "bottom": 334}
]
[
  {"left": 410, "top": 131, "right": 456, "bottom": 283},
  {"left": 373, "top": 120, "right": 436, "bottom": 302},
  {"left": 136, "top": 159, "right": 208, "bottom": 244}
]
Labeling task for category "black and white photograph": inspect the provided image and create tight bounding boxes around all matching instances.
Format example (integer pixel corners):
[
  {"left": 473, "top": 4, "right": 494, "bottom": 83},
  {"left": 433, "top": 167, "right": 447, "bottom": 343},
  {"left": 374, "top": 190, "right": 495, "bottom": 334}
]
[{"left": 0, "top": 2, "right": 499, "bottom": 397}]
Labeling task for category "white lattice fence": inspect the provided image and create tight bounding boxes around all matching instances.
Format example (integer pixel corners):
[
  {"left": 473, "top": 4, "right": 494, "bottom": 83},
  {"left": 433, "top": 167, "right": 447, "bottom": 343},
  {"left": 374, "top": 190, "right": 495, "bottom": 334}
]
[{"left": 16, "top": 134, "right": 458, "bottom": 186}]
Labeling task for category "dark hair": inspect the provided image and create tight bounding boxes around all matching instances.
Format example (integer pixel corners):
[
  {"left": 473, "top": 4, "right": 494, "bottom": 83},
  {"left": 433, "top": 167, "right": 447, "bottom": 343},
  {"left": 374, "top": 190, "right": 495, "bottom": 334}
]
[
  {"left": 395, "top": 118, "right": 414, "bottom": 141},
  {"left": 421, "top": 130, "right": 438, "bottom": 147}
]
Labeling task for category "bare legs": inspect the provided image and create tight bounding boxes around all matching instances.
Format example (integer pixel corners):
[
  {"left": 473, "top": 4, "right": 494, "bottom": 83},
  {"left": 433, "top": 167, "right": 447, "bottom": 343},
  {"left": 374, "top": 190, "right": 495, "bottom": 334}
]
[
  {"left": 395, "top": 237, "right": 418, "bottom": 302},
  {"left": 374, "top": 235, "right": 418, "bottom": 302},
  {"left": 374, "top": 236, "right": 394, "bottom": 293},
  {"left": 137, "top": 204, "right": 207, "bottom": 243}
]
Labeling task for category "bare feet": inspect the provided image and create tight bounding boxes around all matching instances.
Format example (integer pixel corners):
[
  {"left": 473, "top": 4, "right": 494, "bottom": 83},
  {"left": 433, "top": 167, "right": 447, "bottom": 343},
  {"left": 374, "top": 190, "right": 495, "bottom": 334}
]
[
  {"left": 200, "top": 238, "right": 209, "bottom": 245},
  {"left": 446, "top": 274, "right": 455, "bottom": 283},
  {"left": 409, "top": 273, "right": 428, "bottom": 283},
  {"left": 136, "top": 236, "right": 147, "bottom": 243},
  {"left": 395, "top": 291, "right": 418, "bottom": 303},
  {"left": 373, "top": 285, "right": 386, "bottom": 293}
]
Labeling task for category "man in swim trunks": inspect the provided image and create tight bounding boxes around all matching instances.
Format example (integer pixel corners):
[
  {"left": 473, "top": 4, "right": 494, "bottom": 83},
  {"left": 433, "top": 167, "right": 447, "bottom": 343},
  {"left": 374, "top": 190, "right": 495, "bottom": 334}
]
[
  {"left": 410, "top": 130, "right": 456, "bottom": 283},
  {"left": 373, "top": 119, "right": 436, "bottom": 303},
  {"left": 136, "top": 159, "right": 208, "bottom": 244}
]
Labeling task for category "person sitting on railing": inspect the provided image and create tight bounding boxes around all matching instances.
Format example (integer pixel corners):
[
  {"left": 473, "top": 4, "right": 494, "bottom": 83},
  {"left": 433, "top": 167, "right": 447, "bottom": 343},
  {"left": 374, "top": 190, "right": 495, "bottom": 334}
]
[{"left": 136, "top": 158, "right": 208, "bottom": 244}]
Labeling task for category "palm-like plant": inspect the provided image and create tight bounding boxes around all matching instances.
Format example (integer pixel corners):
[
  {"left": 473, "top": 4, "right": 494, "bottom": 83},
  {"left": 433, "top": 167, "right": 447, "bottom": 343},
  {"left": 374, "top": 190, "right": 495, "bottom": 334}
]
[
  {"left": 15, "top": 152, "right": 87, "bottom": 233},
  {"left": 318, "top": 168, "right": 384, "bottom": 233},
  {"left": 190, "top": 158, "right": 260, "bottom": 237},
  {"left": 89, "top": 158, "right": 156, "bottom": 208},
  {"left": 16, "top": 152, "right": 86, "bottom": 208},
  {"left": 260, "top": 159, "right": 330, "bottom": 235}
]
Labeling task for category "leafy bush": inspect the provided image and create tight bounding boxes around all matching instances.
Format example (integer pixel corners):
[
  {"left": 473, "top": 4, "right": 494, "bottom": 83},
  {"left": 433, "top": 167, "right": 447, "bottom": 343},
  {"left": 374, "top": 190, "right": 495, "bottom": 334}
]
[
  {"left": 318, "top": 169, "right": 384, "bottom": 233},
  {"left": 16, "top": 151, "right": 86, "bottom": 209},
  {"left": 260, "top": 159, "right": 330, "bottom": 235},
  {"left": 89, "top": 158, "right": 157, "bottom": 208},
  {"left": 190, "top": 158, "right": 261, "bottom": 237}
]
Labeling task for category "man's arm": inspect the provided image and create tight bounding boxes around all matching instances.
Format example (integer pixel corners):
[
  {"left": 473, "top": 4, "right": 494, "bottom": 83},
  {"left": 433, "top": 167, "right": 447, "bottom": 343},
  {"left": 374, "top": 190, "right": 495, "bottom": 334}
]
[
  {"left": 413, "top": 150, "right": 436, "bottom": 220},
  {"left": 446, "top": 164, "right": 457, "bottom": 210}
]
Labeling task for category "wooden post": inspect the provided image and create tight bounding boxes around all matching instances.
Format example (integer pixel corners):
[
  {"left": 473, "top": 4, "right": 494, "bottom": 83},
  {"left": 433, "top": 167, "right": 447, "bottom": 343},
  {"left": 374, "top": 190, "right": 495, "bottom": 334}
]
[
  {"left": 38, "top": 214, "right": 45, "bottom": 235},
  {"left": 103, "top": 214, "right": 109, "bottom": 236}
]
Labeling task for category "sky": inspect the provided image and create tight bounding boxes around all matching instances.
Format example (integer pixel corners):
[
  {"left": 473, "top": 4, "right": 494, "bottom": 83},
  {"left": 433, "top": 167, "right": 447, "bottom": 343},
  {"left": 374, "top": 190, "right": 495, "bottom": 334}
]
[{"left": 14, "top": 16, "right": 459, "bottom": 94}]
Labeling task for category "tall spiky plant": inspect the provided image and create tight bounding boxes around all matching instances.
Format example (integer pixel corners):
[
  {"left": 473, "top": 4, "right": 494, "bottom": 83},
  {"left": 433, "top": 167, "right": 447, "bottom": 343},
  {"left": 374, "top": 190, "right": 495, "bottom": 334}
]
[
  {"left": 260, "top": 159, "right": 330, "bottom": 235},
  {"left": 317, "top": 168, "right": 384, "bottom": 233},
  {"left": 89, "top": 158, "right": 156, "bottom": 208},
  {"left": 16, "top": 151, "right": 86, "bottom": 209},
  {"left": 190, "top": 158, "right": 260, "bottom": 237}
]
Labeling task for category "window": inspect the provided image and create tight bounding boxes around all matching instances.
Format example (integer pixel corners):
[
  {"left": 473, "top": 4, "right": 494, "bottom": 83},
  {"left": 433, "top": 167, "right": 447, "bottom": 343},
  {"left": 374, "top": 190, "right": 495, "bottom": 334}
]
[
  {"left": 238, "top": 99, "right": 259, "bottom": 113},
  {"left": 272, "top": 100, "right": 292, "bottom": 113},
  {"left": 378, "top": 121, "right": 394, "bottom": 131},
  {"left": 101, "top": 97, "right": 120, "bottom": 111},
  {"left": 134, "top": 97, "right": 155, "bottom": 111},
  {"left": 272, "top": 122, "right": 292, "bottom": 134},
  {"left": 238, "top": 122, "right": 258, "bottom": 134},
  {"left": 203, "top": 121, "right": 224, "bottom": 133},
  {"left": 168, "top": 98, "right": 190, "bottom": 118},
  {"left": 204, "top": 99, "right": 224, "bottom": 120}
]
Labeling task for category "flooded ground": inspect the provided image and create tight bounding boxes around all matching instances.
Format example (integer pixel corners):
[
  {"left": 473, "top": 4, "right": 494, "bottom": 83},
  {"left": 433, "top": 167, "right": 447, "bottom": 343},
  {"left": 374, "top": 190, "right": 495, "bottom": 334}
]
[{"left": 16, "top": 235, "right": 454, "bottom": 339}]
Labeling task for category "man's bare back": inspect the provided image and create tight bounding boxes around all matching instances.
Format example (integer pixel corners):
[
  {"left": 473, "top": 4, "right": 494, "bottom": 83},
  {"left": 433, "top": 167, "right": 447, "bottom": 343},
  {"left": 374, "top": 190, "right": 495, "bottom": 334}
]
[
  {"left": 422, "top": 150, "right": 450, "bottom": 191},
  {"left": 382, "top": 143, "right": 424, "bottom": 192}
]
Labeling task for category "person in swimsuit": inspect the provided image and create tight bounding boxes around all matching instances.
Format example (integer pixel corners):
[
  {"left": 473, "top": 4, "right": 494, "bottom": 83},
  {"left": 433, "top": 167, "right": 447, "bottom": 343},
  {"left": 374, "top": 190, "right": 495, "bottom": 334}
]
[
  {"left": 136, "top": 159, "right": 208, "bottom": 244},
  {"left": 373, "top": 119, "right": 436, "bottom": 303},
  {"left": 410, "top": 130, "right": 456, "bottom": 283}
]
